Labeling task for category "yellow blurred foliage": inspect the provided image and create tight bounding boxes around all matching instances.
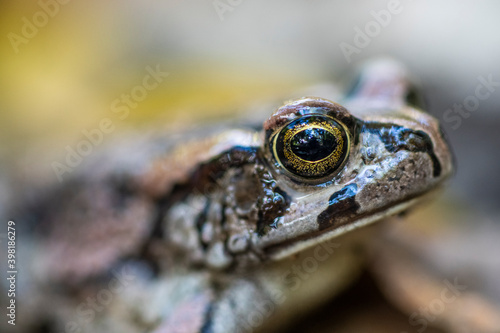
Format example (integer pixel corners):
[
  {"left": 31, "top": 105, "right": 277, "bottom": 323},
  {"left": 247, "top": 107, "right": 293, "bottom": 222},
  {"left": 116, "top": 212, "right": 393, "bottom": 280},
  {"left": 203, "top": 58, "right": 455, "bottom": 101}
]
[{"left": 0, "top": 1, "right": 308, "bottom": 168}]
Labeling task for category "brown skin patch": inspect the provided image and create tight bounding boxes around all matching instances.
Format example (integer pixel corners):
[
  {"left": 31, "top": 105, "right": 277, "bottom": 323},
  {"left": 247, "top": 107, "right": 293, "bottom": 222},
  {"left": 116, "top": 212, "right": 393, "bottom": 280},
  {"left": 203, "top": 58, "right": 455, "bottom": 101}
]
[
  {"left": 168, "top": 146, "right": 260, "bottom": 197},
  {"left": 156, "top": 146, "right": 291, "bottom": 262},
  {"left": 40, "top": 179, "right": 154, "bottom": 284},
  {"left": 139, "top": 136, "right": 254, "bottom": 198},
  {"left": 152, "top": 291, "right": 214, "bottom": 333}
]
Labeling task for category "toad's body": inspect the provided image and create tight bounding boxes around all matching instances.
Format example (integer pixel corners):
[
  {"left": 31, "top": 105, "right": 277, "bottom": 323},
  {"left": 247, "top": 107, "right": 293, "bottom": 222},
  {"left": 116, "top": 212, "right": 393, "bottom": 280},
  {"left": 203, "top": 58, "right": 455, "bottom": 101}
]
[{"left": 16, "top": 60, "right": 465, "bottom": 333}]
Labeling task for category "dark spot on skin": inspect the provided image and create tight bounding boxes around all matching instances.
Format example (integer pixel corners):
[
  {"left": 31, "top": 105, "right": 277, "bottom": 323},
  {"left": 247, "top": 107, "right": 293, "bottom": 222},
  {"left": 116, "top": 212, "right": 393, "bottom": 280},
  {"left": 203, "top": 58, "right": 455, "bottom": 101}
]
[
  {"left": 199, "top": 278, "right": 229, "bottom": 333},
  {"left": 219, "top": 202, "right": 227, "bottom": 228},
  {"left": 364, "top": 123, "right": 441, "bottom": 177},
  {"left": 232, "top": 168, "right": 261, "bottom": 211},
  {"left": 256, "top": 179, "right": 291, "bottom": 236},
  {"left": 200, "top": 302, "right": 215, "bottom": 333},
  {"left": 195, "top": 199, "right": 211, "bottom": 251},
  {"left": 317, "top": 184, "right": 359, "bottom": 230}
]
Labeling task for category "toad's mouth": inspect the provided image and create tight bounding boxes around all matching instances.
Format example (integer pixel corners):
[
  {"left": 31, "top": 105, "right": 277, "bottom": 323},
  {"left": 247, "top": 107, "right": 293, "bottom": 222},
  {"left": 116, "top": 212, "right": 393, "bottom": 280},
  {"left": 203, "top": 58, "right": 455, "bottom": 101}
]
[{"left": 259, "top": 196, "right": 424, "bottom": 261}]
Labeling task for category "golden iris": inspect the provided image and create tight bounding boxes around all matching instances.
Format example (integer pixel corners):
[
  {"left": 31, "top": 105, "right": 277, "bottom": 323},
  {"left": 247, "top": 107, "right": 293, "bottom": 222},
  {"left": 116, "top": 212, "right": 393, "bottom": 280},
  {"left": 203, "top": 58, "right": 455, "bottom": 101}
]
[{"left": 272, "top": 115, "right": 349, "bottom": 179}]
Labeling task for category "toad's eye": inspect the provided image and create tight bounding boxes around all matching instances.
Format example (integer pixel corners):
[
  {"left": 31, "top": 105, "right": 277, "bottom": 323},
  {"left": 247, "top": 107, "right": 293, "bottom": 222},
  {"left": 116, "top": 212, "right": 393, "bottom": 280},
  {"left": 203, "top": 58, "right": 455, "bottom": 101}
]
[{"left": 272, "top": 115, "right": 350, "bottom": 180}]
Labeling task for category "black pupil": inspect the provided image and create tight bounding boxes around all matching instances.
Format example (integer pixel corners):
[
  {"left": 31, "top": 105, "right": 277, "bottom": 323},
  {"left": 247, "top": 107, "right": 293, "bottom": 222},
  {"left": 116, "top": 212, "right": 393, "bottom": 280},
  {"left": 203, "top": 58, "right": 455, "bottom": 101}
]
[{"left": 290, "top": 127, "right": 337, "bottom": 161}]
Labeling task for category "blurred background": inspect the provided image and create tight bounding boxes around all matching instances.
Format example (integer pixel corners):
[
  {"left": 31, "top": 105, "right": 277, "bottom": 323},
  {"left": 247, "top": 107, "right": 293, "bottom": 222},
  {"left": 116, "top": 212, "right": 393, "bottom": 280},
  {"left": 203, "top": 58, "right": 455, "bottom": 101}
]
[{"left": 1, "top": 1, "right": 500, "bottom": 332}]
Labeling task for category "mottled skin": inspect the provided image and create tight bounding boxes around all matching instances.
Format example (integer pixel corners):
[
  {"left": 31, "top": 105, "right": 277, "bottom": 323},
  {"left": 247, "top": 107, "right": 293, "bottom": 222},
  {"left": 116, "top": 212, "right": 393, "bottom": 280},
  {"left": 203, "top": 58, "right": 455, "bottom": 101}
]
[{"left": 17, "top": 60, "right": 459, "bottom": 332}]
